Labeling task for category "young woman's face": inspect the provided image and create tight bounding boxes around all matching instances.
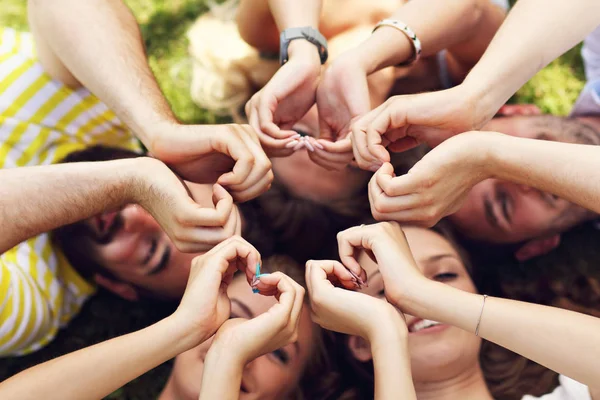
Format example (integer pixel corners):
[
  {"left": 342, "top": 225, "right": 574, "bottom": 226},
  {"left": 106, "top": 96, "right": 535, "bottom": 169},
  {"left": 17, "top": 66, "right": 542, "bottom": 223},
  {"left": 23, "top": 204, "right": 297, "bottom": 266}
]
[
  {"left": 355, "top": 227, "right": 482, "bottom": 382},
  {"left": 164, "top": 275, "right": 316, "bottom": 400}
]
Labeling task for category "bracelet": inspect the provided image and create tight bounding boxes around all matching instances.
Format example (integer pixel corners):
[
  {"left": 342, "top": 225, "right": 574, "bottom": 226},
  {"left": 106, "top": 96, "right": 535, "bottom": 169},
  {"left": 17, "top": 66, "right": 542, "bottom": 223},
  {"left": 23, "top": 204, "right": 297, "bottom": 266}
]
[
  {"left": 372, "top": 19, "right": 422, "bottom": 66},
  {"left": 475, "top": 294, "right": 488, "bottom": 337}
]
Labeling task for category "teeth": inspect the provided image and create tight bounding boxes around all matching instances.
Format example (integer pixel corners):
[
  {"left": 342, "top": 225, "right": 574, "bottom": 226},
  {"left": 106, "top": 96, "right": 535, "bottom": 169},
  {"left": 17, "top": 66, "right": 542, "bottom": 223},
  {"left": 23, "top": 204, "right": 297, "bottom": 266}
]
[{"left": 410, "top": 319, "right": 441, "bottom": 333}]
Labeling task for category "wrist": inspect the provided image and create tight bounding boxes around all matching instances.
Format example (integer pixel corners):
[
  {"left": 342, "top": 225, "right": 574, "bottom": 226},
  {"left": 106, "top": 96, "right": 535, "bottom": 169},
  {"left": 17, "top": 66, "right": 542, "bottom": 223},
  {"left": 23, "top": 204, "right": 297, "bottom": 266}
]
[
  {"left": 126, "top": 157, "right": 167, "bottom": 204},
  {"left": 287, "top": 39, "right": 322, "bottom": 68},
  {"left": 368, "top": 305, "right": 409, "bottom": 344},
  {"left": 357, "top": 27, "right": 414, "bottom": 75}
]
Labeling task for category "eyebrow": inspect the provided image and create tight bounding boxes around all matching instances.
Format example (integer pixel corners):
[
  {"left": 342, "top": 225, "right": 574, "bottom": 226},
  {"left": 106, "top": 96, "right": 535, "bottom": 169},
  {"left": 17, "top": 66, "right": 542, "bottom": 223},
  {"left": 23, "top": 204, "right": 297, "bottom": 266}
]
[
  {"left": 231, "top": 299, "right": 254, "bottom": 318},
  {"left": 420, "top": 254, "right": 459, "bottom": 263},
  {"left": 147, "top": 247, "right": 171, "bottom": 276}
]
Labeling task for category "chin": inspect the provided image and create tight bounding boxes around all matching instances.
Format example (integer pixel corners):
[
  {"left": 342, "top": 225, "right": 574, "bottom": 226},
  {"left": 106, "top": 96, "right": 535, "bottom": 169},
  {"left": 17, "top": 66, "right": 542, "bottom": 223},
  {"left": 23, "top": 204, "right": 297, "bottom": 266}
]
[{"left": 408, "top": 328, "right": 481, "bottom": 382}]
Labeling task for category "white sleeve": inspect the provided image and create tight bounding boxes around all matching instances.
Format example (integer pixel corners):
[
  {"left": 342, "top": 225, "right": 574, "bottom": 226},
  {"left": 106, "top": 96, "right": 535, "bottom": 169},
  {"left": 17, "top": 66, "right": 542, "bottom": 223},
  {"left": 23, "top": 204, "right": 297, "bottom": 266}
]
[
  {"left": 521, "top": 375, "right": 591, "bottom": 400},
  {"left": 582, "top": 25, "right": 600, "bottom": 82}
]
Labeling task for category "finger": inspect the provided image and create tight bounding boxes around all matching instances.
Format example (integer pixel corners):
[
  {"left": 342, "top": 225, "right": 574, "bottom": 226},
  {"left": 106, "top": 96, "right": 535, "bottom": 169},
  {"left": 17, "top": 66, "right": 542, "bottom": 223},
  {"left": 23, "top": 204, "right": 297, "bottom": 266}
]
[
  {"left": 229, "top": 171, "right": 274, "bottom": 203},
  {"left": 387, "top": 136, "right": 419, "bottom": 153},
  {"left": 258, "top": 94, "right": 296, "bottom": 140},
  {"left": 336, "top": 227, "right": 371, "bottom": 283},
  {"left": 204, "top": 236, "right": 261, "bottom": 276},
  {"left": 225, "top": 128, "right": 273, "bottom": 193},
  {"left": 313, "top": 259, "right": 359, "bottom": 290},
  {"left": 308, "top": 146, "right": 353, "bottom": 171},
  {"left": 250, "top": 109, "right": 297, "bottom": 152},
  {"left": 259, "top": 273, "right": 296, "bottom": 315},
  {"left": 350, "top": 124, "right": 379, "bottom": 171},
  {"left": 377, "top": 165, "right": 423, "bottom": 197},
  {"left": 365, "top": 114, "right": 393, "bottom": 165}
]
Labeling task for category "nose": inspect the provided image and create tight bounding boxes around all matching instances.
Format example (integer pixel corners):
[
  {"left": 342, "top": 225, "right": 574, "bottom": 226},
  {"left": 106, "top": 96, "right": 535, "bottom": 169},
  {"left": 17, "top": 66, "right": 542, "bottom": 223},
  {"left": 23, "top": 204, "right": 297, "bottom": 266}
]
[{"left": 120, "top": 204, "right": 160, "bottom": 233}]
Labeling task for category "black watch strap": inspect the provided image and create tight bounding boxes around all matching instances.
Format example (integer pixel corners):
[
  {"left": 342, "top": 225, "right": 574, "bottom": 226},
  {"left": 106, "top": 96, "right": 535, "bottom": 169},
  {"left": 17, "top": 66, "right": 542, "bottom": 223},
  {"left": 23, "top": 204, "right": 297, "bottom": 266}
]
[{"left": 279, "top": 27, "right": 328, "bottom": 65}]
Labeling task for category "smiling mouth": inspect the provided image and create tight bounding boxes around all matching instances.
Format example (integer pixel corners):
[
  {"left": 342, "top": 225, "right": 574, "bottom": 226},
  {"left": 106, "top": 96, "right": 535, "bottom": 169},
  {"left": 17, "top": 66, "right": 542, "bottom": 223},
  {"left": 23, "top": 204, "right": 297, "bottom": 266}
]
[
  {"left": 408, "top": 319, "right": 443, "bottom": 333},
  {"left": 92, "top": 211, "right": 123, "bottom": 244}
]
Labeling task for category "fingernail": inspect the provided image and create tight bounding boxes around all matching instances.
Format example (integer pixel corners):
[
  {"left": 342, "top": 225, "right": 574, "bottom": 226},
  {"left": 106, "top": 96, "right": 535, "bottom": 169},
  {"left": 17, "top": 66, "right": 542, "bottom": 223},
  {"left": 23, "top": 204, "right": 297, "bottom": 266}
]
[
  {"left": 305, "top": 140, "right": 315, "bottom": 152},
  {"left": 313, "top": 140, "right": 325, "bottom": 150},
  {"left": 370, "top": 164, "right": 380, "bottom": 172},
  {"left": 252, "top": 287, "right": 259, "bottom": 294},
  {"left": 293, "top": 142, "right": 305, "bottom": 151},
  {"left": 291, "top": 133, "right": 301, "bottom": 139},
  {"left": 285, "top": 140, "right": 299, "bottom": 148},
  {"left": 256, "top": 262, "right": 261, "bottom": 277}
]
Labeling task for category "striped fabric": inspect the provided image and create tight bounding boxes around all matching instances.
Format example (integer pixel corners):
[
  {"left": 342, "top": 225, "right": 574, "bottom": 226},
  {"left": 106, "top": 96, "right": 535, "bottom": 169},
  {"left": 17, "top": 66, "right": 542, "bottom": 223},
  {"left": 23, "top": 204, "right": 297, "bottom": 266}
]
[{"left": 0, "top": 28, "right": 141, "bottom": 356}]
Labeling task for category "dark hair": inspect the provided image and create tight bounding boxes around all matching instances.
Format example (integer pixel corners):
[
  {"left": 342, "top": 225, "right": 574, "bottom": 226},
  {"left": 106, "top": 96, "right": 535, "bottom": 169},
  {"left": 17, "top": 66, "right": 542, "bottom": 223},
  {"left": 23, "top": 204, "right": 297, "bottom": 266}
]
[{"left": 240, "top": 179, "right": 371, "bottom": 266}]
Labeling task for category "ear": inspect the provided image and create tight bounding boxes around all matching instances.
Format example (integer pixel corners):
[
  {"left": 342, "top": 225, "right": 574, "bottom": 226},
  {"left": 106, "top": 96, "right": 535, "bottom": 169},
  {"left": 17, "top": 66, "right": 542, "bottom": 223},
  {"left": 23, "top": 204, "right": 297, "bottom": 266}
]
[
  {"left": 347, "top": 335, "right": 373, "bottom": 362},
  {"left": 515, "top": 234, "right": 561, "bottom": 262},
  {"left": 94, "top": 274, "right": 139, "bottom": 301}
]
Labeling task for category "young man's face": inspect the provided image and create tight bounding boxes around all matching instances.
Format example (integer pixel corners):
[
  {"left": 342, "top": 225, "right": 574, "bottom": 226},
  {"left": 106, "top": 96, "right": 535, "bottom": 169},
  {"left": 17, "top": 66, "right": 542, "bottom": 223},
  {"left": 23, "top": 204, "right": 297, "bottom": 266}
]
[
  {"left": 65, "top": 183, "right": 242, "bottom": 299},
  {"left": 449, "top": 115, "right": 598, "bottom": 244}
]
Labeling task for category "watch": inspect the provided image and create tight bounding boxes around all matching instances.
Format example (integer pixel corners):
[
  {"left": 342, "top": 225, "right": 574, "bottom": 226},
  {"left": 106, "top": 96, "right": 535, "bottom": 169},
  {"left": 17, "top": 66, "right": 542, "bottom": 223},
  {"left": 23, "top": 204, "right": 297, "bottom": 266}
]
[{"left": 279, "top": 27, "right": 328, "bottom": 65}]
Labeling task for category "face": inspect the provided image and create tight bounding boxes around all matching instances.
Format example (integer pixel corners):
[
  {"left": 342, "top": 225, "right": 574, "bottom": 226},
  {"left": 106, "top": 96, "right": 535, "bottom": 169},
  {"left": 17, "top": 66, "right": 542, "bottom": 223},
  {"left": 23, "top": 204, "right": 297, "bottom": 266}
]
[
  {"left": 70, "top": 184, "right": 241, "bottom": 299},
  {"left": 449, "top": 115, "right": 589, "bottom": 243},
  {"left": 354, "top": 227, "right": 481, "bottom": 382},
  {"left": 165, "top": 275, "right": 315, "bottom": 400},
  {"left": 271, "top": 106, "right": 372, "bottom": 205}
]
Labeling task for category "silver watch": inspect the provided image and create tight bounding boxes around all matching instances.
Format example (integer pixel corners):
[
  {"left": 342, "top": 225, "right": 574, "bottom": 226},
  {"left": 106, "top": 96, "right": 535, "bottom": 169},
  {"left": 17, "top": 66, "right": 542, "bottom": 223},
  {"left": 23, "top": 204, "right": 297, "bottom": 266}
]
[{"left": 279, "top": 26, "right": 328, "bottom": 65}]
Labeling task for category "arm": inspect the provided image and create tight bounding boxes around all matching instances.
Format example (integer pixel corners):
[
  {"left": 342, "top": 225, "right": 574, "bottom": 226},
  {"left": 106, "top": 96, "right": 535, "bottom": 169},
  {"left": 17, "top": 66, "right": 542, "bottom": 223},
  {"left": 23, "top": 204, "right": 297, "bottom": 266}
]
[
  {"left": 463, "top": 0, "right": 600, "bottom": 121},
  {"left": 28, "top": 0, "right": 273, "bottom": 200},
  {"left": 368, "top": 131, "right": 600, "bottom": 227},
  {"left": 370, "top": 322, "right": 414, "bottom": 400},
  {"left": 240, "top": 0, "right": 324, "bottom": 155},
  {"left": 0, "top": 237, "right": 262, "bottom": 400},
  {"left": 349, "top": 0, "right": 600, "bottom": 170},
  {"left": 353, "top": 0, "right": 505, "bottom": 76},
  {"left": 402, "top": 281, "right": 600, "bottom": 390},
  {"left": 0, "top": 157, "right": 240, "bottom": 255},
  {"left": 316, "top": 0, "right": 505, "bottom": 145},
  {"left": 0, "top": 158, "right": 136, "bottom": 254},
  {"left": 0, "top": 317, "right": 193, "bottom": 400},
  {"left": 28, "top": 0, "right": 172, "bottom": 145},
  {"left": 237, "top": 0, "right": 322, "bottom": 52}
]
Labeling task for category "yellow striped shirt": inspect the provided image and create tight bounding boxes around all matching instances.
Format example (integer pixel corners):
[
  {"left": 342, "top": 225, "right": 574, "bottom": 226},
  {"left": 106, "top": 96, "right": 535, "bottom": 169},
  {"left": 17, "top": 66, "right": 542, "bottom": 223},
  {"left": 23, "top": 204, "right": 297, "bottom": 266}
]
[{"left": 0, "top": 28, "right": 141, "bottom": 356}]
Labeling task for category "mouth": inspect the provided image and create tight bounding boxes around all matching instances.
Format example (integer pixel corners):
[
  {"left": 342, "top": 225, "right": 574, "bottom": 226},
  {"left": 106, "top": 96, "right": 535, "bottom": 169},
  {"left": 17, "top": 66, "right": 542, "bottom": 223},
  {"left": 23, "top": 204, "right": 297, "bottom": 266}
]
[
  {"left": 408, "top": 319, "right": 446, "bottom": 334},
  {"left": 240, "top": 380, "right": 250, "bottom": 393}
]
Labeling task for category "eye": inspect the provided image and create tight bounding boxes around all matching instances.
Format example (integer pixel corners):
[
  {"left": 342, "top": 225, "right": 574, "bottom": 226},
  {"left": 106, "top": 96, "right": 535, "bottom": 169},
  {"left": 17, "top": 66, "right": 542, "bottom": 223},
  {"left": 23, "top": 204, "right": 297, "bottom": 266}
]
[
  {"left": 434, "top": 272, "right": 457, "bottom": 282},
  {"left": 271, "top": 348, "right": 290, "bottom": 365},
  {"left": 292, "top": 128, "right": 310, "bottom": 137},
  {"left": 377, "top": 289, "right": 385, "bottom": 297}
]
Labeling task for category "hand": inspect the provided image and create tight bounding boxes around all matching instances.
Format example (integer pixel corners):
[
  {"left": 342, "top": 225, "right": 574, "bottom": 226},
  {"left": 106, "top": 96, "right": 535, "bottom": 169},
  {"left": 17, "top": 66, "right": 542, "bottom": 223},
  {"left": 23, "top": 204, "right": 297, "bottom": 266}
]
[
  {"left": 210, "top": 272, "right": 306, "bottom": 364},
  {"left": 245, "top": 41, "right": 322, "bottom": 157},
  {"left": 316, "top": 51, "right": 371, "bottom": 142},
  {"left": 147, "top": 123, "right": 273, "bottom": 202},
  {"left": 172, "top": 236, "right": 261, "bottom": 348},
  {"left": 131, "top": 158, "right": 242, "bottom": 253},
  {"left": 368, "top": 132, "right": 494, "bottom": 226},
  {"left": 306, "top": 259, "right": 406, "bottom": 339},
  {"left": 349, "top": 84, "right": 490, "bottom": 171},
  {"left": 336, "top": 222, "right": 428, "bottom": 309}
]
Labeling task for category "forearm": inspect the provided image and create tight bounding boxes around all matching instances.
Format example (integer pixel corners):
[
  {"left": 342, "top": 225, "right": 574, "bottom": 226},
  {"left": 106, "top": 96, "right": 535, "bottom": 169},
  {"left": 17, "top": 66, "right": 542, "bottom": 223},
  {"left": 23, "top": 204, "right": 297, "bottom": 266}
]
[
  {"left": 371, "top": 325, "right": 415, "bottom": 400},
  {"left": 463, "top": 0, "right": 600, "bottom": 122},
  {"left": 0, "top": 316, "right": 193, "bottom": 400},
  {"left": 355, "top": 0, "right": 503, "bottom": 74},
  {"left": 0, "top": 158, "right": 142, "bottom": 254},
  {"left": 199, "top": 346, "right": 243, "bottom": 400},
  {"left": 400, "top": 281, "right": 600, "bottom": 386},
  {"left": 237, "top": 0, "right": 322, "bottom": 53},
  {"left": 28, "top": 0, "right": 175, "bottom": 147},
  {"left": 484, "top": 133, "right": 600, "bottom": 214}
]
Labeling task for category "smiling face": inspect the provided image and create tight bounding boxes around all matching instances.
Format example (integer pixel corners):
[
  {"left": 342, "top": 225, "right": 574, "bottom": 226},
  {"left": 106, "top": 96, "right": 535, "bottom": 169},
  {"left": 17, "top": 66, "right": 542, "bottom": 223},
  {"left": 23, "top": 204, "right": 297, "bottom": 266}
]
[
  {"left": 162, "top": 274, "right": 316, "bottom": 400},
  {"left": 449, "top": 115, "right": 599, "bottom": 243},
  {"left": 271, "top": 106, "right": 372, "bottom": 205},
  {"left": 351, "top": 227, "right": 482, "bottom": 383},
  {"left": 57, "top": 184, "right": 242, "bottom": 299}
]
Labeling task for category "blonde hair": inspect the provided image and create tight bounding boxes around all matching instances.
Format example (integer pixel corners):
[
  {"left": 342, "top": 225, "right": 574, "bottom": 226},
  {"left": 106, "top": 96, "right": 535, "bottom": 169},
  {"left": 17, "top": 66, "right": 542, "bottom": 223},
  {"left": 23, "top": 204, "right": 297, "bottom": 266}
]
[{"left": 187, "top": 0, "right": 278, "bottom": 120}]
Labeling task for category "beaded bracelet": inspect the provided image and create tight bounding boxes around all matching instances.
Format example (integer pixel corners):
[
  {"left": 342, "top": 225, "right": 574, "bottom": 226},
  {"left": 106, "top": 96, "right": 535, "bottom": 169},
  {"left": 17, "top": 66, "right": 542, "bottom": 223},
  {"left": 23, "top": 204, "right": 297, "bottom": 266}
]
[{"left": 372, "top": 19, "right": 422, "bottom": 66}]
